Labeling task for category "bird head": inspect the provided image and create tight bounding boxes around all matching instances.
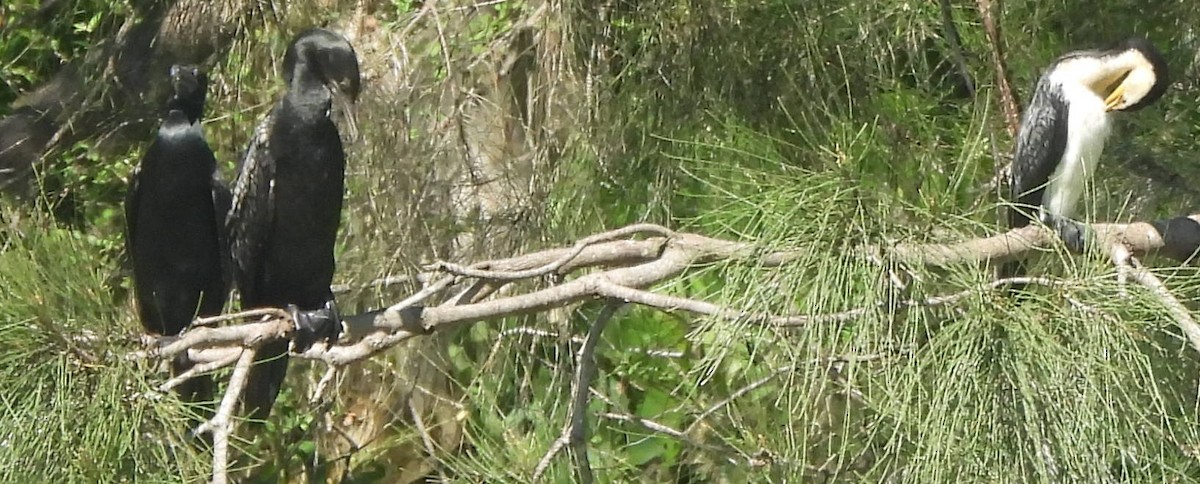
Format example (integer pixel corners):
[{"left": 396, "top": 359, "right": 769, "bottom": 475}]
[
  {"left": 283, "top": 28, "right": 362, "bottom": 141},
  {"left": 167, "top": 64, "right": 208, "bottom": 124},
  {"left": 283, "top": 28, "right": 362, "bottom": 102},
  {"left": 1092, "top": 38, "right": 1169, "bottom": 112}
]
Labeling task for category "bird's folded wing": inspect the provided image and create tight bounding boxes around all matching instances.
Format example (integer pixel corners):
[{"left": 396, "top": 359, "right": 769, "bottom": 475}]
[
  {"left": 227, "top": 109, "right": 278, "bottom": 300},
  {"left": 1009, "top": 85, "right": 1070, "bottom": 227}
]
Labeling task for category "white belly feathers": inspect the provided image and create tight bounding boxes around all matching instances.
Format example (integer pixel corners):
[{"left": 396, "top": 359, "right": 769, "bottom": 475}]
[{"left": 1042, "top": 81, "right": 1111, "bottom": 220}]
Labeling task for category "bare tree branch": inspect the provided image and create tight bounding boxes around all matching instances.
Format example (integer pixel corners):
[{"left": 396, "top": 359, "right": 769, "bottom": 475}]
[
  {"left": 202, "top": 348, "right": 255, "bottom": 484},
  {"left": 428, "top": 223, "right": 674, "bottom": 280},
  {"left": 1103, "top": 242, "right": 1200, "bottom": 353},
  {"left": 158, "top": 350, "right": 241, "bottom": 393},
  {"left": 885, "top": 215, "right": 1200, "bottom": 267},
  {"left": 596, "top": 275, "right": 1066, "bottom": 326},
  {"left": 141, "top": 215, "right": 1200, "bottom": 372},
  {"left": 975, "top": 0, "right": 1020, "bottom": 137},
  {"left": 125, "top": 215, "right": 1200, "bottom": 483},
  {"left": 310, "top": 366, "right": 339, "bottom": 405},
  {"left": 533, "top": 301, "right": 620, "bottom": 482},
  {"left": 143, "top": 216, "right": 1200, "bottom": 373}
]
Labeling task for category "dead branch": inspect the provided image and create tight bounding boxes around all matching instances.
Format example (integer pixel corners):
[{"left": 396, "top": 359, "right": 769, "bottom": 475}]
[
  {"left": 533, "top": 301, "right": 620, "bottom": 482},
  {"left": 975, "top": 0, "right": 1020, "bottom": 137},
  {"left": 1103, "top": 241, "right": 1200, "bottom": 353},
  {"left": 159, "top": 350, "right": 241, "bottom": 393},
  {"left": 885, "top": 215, "right": 1200, "bottom": 267},
  {"left": 144, "top": 216, "right": 1200, "bottom": 372},
  {"left": 428, "top": 223, "right": 674, "bottom": 280},
  {"left": 201, "top": 348, "right": 255, "bottom": 484},
  {"left": 129, "top": 216, "right": 1200, "bottom": 483}
]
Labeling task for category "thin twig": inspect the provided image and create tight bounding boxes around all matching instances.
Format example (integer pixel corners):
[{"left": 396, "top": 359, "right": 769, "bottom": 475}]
[
  {"left": 686, "top": 353, "right": 888, "bottom": 435},
  {"left": 191, "top": 307, "right": 292, "bottom": 327},
  {"left": 385, "top": 274, "right": 455, "bottom": 313},
  {"left": 310, "top": 366, "right": 339, "bottom": 405},
  {"left": 429, "top": 223, "right": 673, "bottom": 280},
  {"left": 532, "top": 302, "right": 621, "bottom": 482},
  {"left": 1106, "top": 244, "right": 1200, "bottom": 354},
  {"left": 976, "top": 0, "right": 1020, "bottom": 136},
  {"left": 688, "top": 365, "right": 796, "bottom": 434},
  {"left": 158, "top": 350, "right": 241, "bottom": 392},
  {"left": 532, "top": 439, "right": 567, "bottom": 480},
  {"left": 30, "top": 315, "right": 100, "bottom": 365},
  {"left": 408, "top": 397, "right": 448, "bottom": 481},
  {"left": 201, "top": 348, "right": 255, "bottom": 484},
  {"left": 594, "top": 276, "right": 1067, "bottom": 327}
]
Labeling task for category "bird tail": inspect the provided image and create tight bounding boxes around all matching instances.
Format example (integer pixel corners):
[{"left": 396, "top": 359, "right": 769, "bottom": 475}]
[{"left": 241, "top": 340, "right": 290, "bottom": 423}]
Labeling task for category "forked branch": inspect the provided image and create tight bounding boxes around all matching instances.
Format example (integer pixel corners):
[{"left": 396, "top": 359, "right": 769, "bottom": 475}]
[{"left": 133, "top": 214, "right": 1200, "bottom": 482}]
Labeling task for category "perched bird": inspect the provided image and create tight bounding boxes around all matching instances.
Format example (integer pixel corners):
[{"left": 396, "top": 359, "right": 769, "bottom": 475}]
[
  {"left": 227, "top": 28, "right": 361, "bottom": 421},
  {"left": 1001, "top": 38, "right": 1168, "bottom": 286},
  {"left": 126, "top": 64, "right": 230, "bottom": 406}
]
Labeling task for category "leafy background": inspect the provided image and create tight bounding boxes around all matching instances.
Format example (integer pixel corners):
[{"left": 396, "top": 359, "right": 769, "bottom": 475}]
[{"left": 3, "top": 0, "right": 1200, "bottom": 481}]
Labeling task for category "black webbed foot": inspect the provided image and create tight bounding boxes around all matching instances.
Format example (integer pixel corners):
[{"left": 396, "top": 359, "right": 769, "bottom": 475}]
[
  {"left": 287, "top": 299, "right": 343, "bottom": 353},
  {"left": 1040, "top": 213, "right": 1088, "bottom": 253}
]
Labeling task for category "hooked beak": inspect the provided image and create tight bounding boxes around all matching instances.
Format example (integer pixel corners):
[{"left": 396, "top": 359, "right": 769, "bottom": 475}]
[
  {"left": 1104, "top": 82, "right": 1126, "bottom": 112},
  {"left": 331, "top": 87, "right": 359, "bottom": 144}
]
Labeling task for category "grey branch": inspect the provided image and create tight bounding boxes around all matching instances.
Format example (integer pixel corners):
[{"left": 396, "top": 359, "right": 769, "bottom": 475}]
[
  {"left": 201, "top": 348, "right": 256, "bottom": 484},
  {"left": 1102, "top": 241, "right": 1200, "bottom": 354},
  {"left": 127, "top": 216, "right": 1200, "bottom": 483},
  {"left": 428, "top": 223, "right": 674, "bottom": 280},
  {"left": 532, "top": 301, "right": 620, "bottom": 482},
  {"left": 158, "top": 350, "right": 241, "bottom": 393},
  {"left": 142, "top": 217, "right": 1200, "bottom": 371},
  {"left": 885, "top": 215, "right": 1200, "bottom": 267}
]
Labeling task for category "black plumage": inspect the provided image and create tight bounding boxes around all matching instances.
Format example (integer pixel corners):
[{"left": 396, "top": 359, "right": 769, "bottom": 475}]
[
  {"left": 126, "top": 64, "right": 229, "bottom": 405},
  {"left": 1007, "top": 88, "right": 1070, "bottom": 233},
  {"left": 227, "top": 28, "right": 360, "bottom": 421}
]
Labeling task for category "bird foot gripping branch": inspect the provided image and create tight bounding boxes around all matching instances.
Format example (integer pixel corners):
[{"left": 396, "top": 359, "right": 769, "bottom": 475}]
[
  {"left": 286, "top": 300, "right": 344, "bottom": 353},
  {"left": 1041, "top": 213, "right": 1089, "bottom": 254}
]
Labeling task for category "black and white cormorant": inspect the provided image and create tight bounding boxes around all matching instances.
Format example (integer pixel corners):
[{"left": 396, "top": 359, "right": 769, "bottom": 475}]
[
  {"left": 125, "top": 64, "right": 230, "bottom": 405},
  {"left": 226, "top": 28, "right": 361, "bottom": 421},
  {"left": 1000, "top": 38, "right": 1169, "bottom": 284}
]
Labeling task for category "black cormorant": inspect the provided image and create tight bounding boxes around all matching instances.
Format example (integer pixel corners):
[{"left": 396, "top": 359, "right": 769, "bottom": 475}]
[
  {"left": 1000, "top": 38, "right": 1168, "bottom": 285},
  {"left": 226, "top": 28, "right": 360, "bottom": 421},
  {"left": 125, "top": 64, "right": 230, "bottom": 405}
]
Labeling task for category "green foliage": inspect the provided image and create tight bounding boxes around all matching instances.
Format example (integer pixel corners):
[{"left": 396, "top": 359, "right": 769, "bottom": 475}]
[
  {"left": 0, "top": 214, "right": 209, "bottom": 482},
  {"left": 7, "top": 0, "right": 1200, "bottom": 481},
  {"left": 483, "top": 1, "right": 1200, "bottom": 480},
  {"left": 0, "top": 0, "right": 128, "bottom": 106}
]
